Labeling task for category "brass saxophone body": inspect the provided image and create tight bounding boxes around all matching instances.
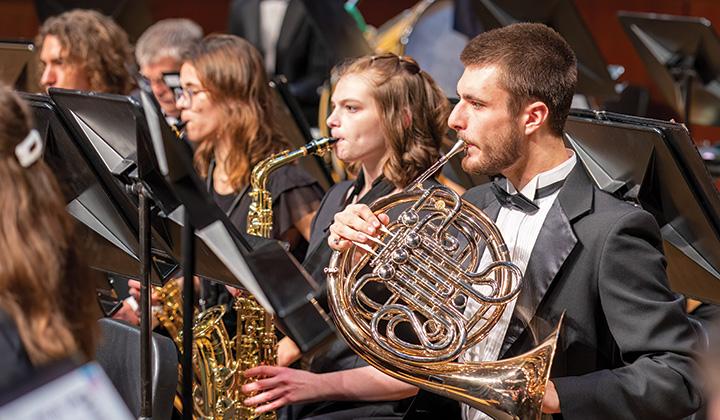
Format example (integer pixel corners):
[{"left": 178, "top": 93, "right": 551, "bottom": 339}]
[
  {"left": 248, "top": 137, "right": 338, "bottom": 237},
  {"left": 155, "top": 137, "right": 337, "bottom": 419},
  {"left": 226, "top": 136, "right": 337, "bottom": 419}
]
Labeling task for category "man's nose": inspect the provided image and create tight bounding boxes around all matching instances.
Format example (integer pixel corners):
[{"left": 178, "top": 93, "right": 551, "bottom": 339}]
[
  {"left": 448, "top": 103, "right": 465, "bottom": 132},
  {"left": 40, "top": 66, "right": 55, "bottom": 89}
]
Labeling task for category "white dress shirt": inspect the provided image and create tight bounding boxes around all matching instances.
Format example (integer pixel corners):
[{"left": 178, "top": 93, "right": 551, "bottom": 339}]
[
  {"left": 260, "top": 0, "right": 289, "bottom": 75},
  {"left": 462, "top": 150, "right": 577, "bottom": 420}
]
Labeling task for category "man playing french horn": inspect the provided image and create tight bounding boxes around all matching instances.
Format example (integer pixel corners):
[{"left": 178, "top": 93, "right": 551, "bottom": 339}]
[{"left": 313, "top": 23, "right": 700, "bottom": 419}]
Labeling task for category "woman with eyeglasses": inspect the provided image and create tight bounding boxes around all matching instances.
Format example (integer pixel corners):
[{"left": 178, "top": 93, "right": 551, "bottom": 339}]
[
  {"left": 0, "top": 83, "right": 99, "bottom": 389},
  {"left": 174, "top": 34, "right": 325, "bottom": 361},
  {"left": 241, "top": 53, "right": 453, "bottom": 419}
]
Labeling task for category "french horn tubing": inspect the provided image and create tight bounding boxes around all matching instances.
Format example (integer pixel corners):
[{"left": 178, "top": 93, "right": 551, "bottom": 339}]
[{"left": 325, "top": 140, "right": 562, "bottom": 420}]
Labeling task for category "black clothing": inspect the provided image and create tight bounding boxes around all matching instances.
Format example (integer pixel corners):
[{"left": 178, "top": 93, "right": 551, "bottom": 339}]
[
  {"left": 0, "top": 309, "right": 35, "bottom": 390},
  {"left": 228, "top": 0, "right": 332, "bottom": 125},
  {"left": 409, "top": 161, "right": 702, "bottom": 420},
  {"left": 201, "top": 163, "right": 323, "bottom": 331},
  {"left": 290, "top": 177, "right": 445, "bottom": 420}
]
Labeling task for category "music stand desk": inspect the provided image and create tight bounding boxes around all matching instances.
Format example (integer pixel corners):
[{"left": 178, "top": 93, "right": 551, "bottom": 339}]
[
  {"left": 566, "top": 109, "right": 720, "bottom": 303},
  {"left": 619, "top": 11, "right": 720, "bottom": 126}
]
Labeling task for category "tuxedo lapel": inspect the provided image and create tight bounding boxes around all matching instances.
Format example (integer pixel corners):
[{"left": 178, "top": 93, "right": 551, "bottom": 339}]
[{"left": 499, "top": 163, "right": 594, "bottom": 357}]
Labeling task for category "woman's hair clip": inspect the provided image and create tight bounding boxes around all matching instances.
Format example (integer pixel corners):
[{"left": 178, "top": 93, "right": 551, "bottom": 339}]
[{"left": 15, "top": 129, "right": 44, "bottom": 168}]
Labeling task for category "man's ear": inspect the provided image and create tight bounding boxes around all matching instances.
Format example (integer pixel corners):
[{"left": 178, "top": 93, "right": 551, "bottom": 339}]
[{"left": 522, "top": 101, "right": 550, "bottom": 136}]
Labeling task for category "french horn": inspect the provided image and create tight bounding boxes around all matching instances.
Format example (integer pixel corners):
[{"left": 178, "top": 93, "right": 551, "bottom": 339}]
[{"left": 325, "top": 140, "right": 562, "bottom": 420}]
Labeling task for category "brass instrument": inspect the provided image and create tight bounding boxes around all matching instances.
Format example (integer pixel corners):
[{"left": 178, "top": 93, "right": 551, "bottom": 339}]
[
  {"left": 325, "top": 140, "right": 562, "bottom": 420},
  {"left": 171, "top": 120, "right": 187, "bottom": 140},
  {"left": 248, "top": 137, "right": 338, "bottom": 237},
  {"left": 183, "top": 137, "right": 338, "bottom": 419}
]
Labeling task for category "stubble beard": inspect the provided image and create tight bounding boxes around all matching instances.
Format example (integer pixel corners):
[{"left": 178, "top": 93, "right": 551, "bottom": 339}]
[{"left": 460, "top": 123, "right": 524, "bottom": 176}]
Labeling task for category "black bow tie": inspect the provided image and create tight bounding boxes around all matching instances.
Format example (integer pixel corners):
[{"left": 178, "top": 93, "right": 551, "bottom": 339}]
[{"left": 490, "top": 179, "right": 565, "bottom": 214}]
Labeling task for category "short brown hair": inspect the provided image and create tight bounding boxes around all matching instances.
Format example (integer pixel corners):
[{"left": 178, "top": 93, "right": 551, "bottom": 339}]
[
  {"left": 460, "top": 23, "right": 577, "bottom": 136},
  {"left": 37, "top": 9, "right": 135, "bottom": 94},
  {"left": 332, "top": 53, "right": 449, "bottom": 188},
  {"left": 0, "top": 83, "right": 97, "bottom": 364},
  {"left": 190, "top": 35, "right": 287, "bottom": 190}
]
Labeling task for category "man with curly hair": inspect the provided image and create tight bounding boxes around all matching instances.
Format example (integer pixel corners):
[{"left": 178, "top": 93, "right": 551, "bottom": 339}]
[{"left": 36, "top": 9, "right": 135, "bottom": 94}]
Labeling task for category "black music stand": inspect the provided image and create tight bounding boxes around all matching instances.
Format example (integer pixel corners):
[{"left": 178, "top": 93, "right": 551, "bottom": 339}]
[
  {"left": 137, "top": 81, "right": 334, "bottom": 419},
  {"left": 20, "top": 93, "right": 171, "bottom": 282},
  {"left": 137, "top": 81, "right": 334, "bottom": 348},
  {"left": 618, "top": 12, "right": 720, "bottom": 127},
  {"left": 469, "top": 0, "right": 620, "bottom": 100},
  {"left": 47, "top": 89, "right": 245, "bottom": 285},
  {"left": 0, "top": 40, "right": 34, "bottom": 88},
  {"left": 565, "top": 109, "right": 720, "bottom": 304}
]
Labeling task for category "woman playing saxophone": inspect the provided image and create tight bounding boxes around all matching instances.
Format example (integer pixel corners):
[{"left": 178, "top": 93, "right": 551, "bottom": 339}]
[
  {"left": 242, "top": 53, "right": 454, "bottom": 419},
  {"left": 131, "top": 34, "right": 324, "bottom": 327}
]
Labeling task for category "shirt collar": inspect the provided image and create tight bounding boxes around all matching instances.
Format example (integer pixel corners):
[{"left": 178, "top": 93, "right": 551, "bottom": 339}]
[{"left": 507, "top": 149, "right": 577, "bottom": 201}]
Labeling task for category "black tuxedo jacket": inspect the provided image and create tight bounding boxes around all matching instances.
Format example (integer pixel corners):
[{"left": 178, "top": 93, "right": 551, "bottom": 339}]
[
  {"left": 228, "top": 0, "right": 332, "bottom": 124},
  {"left": 455, "top": 161, "right": 701, "bottom": 419}
]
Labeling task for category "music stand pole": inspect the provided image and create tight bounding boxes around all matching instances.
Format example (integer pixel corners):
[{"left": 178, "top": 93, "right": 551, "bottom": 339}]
[
  {"left": 181, "top": 211, "right": 195, "bottom": 420},
  {"left": 138, "top": 184, "right": 153, "bottom": 420}
]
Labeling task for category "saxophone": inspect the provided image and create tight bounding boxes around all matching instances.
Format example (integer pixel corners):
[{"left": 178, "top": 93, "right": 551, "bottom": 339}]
[
  {"left": 159, "top": 137, "right": 337, "bottom": 419},
  {"left": 228, "top": 136, "right": 337, "bottom": 419},
  {"left": 247, "top": 137, "right": 338, "bottom": 236}
]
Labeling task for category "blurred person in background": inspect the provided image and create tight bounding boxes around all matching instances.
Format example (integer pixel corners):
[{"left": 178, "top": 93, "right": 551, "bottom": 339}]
[
  {"left": 36, "top": 9, "right": 135, "bottom": 94},
  {"left": 135, "top": 18, "right": 203, "bottom": 125},
  {"left": 228, "top": 0, "right": 333, "bottom": 126}
]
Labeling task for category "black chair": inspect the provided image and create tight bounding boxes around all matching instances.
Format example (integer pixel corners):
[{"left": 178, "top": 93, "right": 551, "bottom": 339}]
[{"left": 95, "top": 318, "right": 178, "bottom": 420}]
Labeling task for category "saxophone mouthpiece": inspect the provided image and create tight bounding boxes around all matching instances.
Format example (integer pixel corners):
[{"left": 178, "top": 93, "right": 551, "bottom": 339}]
[{"left": 305, "top": 137, "right": 338, "bottom": 154}]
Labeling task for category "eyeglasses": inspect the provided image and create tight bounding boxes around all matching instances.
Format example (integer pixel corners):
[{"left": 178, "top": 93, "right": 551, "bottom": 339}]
[
  {"left": 370, "top": 53, "right": 421, "bottom": 75},
  {"left": 174, "top": 87, "right": 208, "bottom": 107}
]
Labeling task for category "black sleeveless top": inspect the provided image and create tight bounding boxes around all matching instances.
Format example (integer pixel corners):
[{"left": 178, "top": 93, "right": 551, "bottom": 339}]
[
  {"left": 286, "top": 175, "right": 439, "bottom": 420},
  {"left": 200, "top": 162, "right": 324, "bottom": 325}
]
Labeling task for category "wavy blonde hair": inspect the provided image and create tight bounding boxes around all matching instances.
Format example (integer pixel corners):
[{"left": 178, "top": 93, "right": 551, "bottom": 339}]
[
  {"left": 190, "top": 35, "right": 287, "bottom": 190},
  {"left": 332, "top": 53, "right": 449, "bottom": 188},
  {"left": 0, "top": 84, "right": 97, "bottom": 364},
  {"left": 36, "top": 9, "right": 135, "bottom": 94}
]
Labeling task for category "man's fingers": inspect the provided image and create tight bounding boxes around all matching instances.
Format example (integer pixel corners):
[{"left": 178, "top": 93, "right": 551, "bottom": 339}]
[
  {"left": 327, "top": 234, "right": 352, "bottom": 252},
  {"left": 356, "top": 205, "right": 382, "bottom": 229}
]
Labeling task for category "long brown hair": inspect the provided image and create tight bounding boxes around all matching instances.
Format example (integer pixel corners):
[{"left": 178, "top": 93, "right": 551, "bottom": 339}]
[
  {"left": 0, "top": 84, "right": 97, "bottom": 364},
  {"left": 36, "top": 9, "right": 135, "bottom": 94},
  {"left": 332, "top": 53, "right": 449, "bottom": 188},
  {"left": 190, "top": 35, "right": 287, "bottom": 190}
]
